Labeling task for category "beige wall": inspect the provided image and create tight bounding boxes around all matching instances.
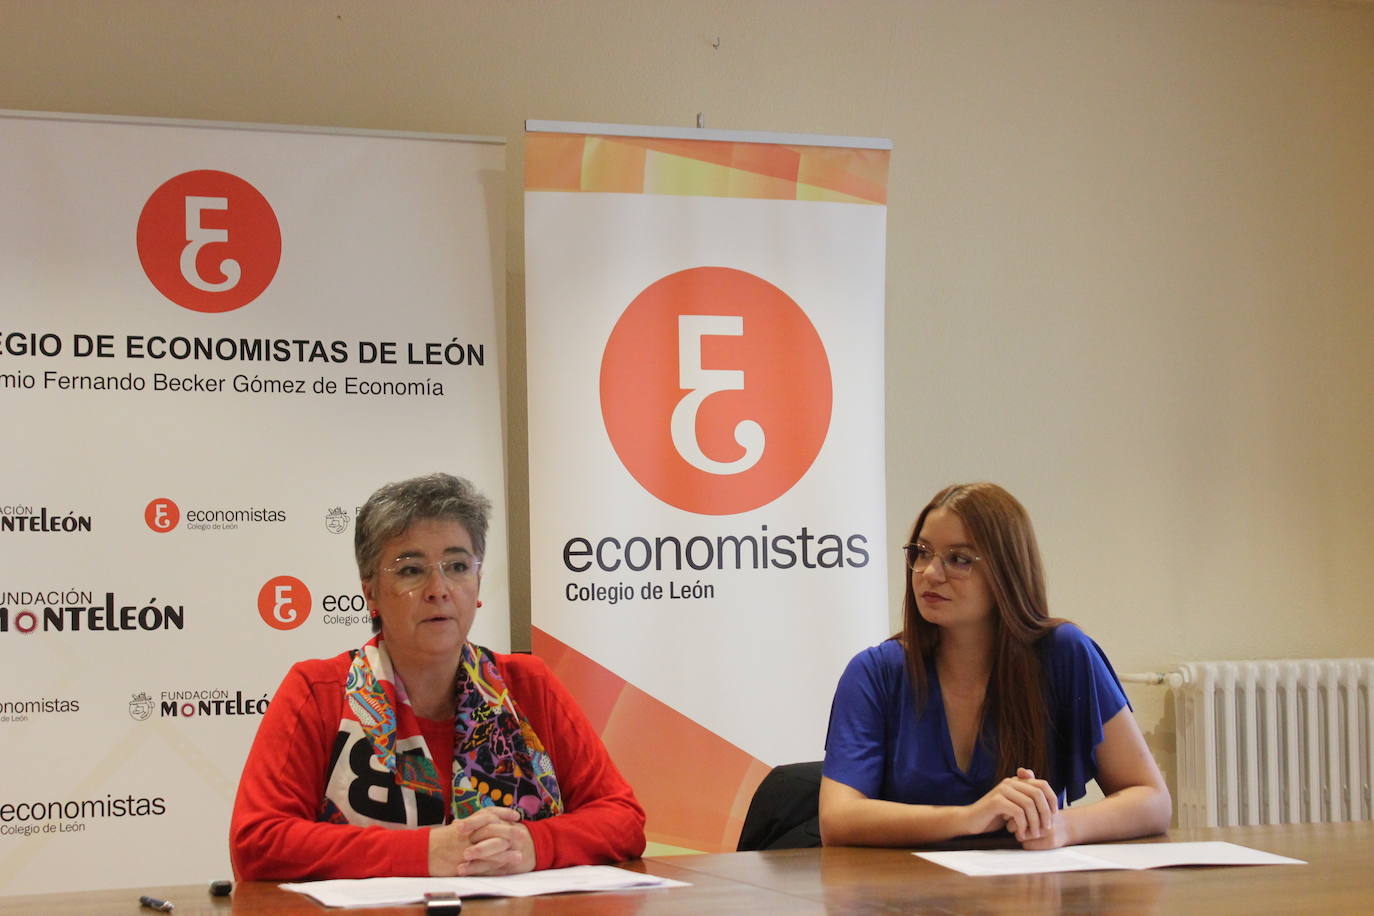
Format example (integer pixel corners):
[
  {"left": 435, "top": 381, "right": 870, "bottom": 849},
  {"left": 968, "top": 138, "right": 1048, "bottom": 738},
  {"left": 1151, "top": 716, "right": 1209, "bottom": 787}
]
[{"left": 5, "top": 0, "right": 1372, "bottom": 797}]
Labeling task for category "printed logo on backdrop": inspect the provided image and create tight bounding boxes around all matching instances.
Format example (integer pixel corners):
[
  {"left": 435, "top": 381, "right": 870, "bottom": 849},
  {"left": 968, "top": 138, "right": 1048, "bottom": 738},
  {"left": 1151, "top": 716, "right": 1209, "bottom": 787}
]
[
  {"left": 325, "top": 506, "right": 351, "bottom": 534},
  {"left": 0, "top": 503, "right": 93, "bottom": 534},
  {"left": 566, "top": 265, "right": 867, "bottom": 603},
  {"left": 322, "top": 591, "right": 372, "bottom": 628},
  {"left": 600, "top": 266, "right": 832, "bottom": 515},
  {"left": 128, "top": 692, "right": 154, "bottom": 721},
  {"left": 0, "top": 590, "right": 186, "bottom": 634},
  {"left": 128, "top": 689, "right": 269, "bottom": 720},
  {"left": 144, "top": 497, "right": 286, "bottom": 533},
  {"left": 258, "top": 575, "right": 312, "bottom": 630},
  {"left": 0, "top": 695, "right": 80, "bottom": 723},
  {"left": 0, "top": 794, "right": 168, "bottom": 838},
  {"left": 251, "top": 576, "right": 371, "bottom": 630},
  {"left": 136, "top": 169, "right": 282, "bottom": 313},
  {"left": 145, "top": 497, "right": 180, "bottom": 533}
]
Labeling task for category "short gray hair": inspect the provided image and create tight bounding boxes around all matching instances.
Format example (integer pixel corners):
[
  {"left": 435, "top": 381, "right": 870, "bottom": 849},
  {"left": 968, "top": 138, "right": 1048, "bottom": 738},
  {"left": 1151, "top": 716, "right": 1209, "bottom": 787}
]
[{"left": 354, "top": 473, "right": 492, "bottom": 581}]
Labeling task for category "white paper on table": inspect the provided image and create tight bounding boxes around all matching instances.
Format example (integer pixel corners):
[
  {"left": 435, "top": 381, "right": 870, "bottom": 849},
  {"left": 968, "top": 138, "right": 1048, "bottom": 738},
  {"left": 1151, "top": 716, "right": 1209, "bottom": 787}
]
[
  {"left": 279, "top": 865, "right": 689, "bottom": 907},
  {"left": 916, "top": 841, "right": 1306, "bottom": 877}
]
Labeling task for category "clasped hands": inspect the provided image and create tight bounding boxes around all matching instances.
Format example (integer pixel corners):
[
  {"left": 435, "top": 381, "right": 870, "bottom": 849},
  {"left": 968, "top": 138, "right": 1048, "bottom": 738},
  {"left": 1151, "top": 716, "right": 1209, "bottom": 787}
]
[
  {"left": 428, "top": 805, "right": 536, "bottom": 877},
  {"left": 967, "top": 767, "right": 1069, "bottom": 849}
]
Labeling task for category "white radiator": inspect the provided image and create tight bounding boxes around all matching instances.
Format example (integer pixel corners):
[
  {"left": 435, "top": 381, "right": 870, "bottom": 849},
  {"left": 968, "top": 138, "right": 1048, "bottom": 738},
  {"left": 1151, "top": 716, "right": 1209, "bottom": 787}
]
[{"left": 1173, "top": 659, "right": 1374, "bottom": 828}]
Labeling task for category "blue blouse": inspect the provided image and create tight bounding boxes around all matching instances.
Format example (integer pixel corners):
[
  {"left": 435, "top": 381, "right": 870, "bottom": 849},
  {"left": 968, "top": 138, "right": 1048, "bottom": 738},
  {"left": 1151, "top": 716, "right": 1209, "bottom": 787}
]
[{"left": 823, "top": 623, "right": 1128, "bottom": 807}]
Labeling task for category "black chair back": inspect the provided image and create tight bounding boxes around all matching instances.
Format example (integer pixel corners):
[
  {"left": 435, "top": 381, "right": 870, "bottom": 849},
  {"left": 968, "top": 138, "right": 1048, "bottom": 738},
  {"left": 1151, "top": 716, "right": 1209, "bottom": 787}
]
[{"left": 736, "top": 761, "right": 824, "bottom": 851}]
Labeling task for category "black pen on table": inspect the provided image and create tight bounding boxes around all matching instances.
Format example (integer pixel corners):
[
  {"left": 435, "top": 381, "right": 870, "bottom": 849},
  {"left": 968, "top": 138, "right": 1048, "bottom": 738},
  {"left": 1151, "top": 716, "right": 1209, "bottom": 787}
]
[{"left": 139, "top": 894, "right": 174, "bottom": 912}]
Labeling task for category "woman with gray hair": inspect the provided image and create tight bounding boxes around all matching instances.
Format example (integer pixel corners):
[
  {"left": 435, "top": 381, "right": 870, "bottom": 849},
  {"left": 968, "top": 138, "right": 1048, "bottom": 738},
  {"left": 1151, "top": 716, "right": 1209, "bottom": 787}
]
[{"left": 230, "top": 473, "right": 646, "bottom": 880}]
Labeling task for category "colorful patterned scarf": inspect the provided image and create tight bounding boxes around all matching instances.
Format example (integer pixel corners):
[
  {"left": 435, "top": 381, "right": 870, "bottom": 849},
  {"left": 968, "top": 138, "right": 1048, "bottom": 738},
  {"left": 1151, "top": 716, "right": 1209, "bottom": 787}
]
[{"left": 321, "top": 634, "right": 562, "bottom": 827}]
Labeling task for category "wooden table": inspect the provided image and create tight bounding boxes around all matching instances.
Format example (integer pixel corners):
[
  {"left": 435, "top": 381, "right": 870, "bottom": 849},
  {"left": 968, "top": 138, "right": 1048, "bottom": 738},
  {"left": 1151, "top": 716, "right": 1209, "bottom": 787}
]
[
  {"left": 3, "top": 823, "right": 1371, "bottom": 914},
  {"left": 666, "top": 823, "right": 1374, "bottom": 914},
  {"left": 0, "top": 857, "right": 795, "bottom": 916}
]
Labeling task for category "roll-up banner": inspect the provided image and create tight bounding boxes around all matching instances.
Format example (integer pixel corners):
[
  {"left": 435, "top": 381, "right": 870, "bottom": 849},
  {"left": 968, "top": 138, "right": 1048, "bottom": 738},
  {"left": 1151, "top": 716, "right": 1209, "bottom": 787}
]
[
  {"left": 0, "top": 110, "right": 508, "bottom": 894},
  {"left": 524, "top": 120, "right": 891, "bottom": 852}
]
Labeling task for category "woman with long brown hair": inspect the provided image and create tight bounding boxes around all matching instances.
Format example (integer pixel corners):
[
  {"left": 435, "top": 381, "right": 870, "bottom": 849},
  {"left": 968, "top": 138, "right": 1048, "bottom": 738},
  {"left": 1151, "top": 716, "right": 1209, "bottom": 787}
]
[{"left": 819, "top": 483, "right": 1170, "bottom": 848}]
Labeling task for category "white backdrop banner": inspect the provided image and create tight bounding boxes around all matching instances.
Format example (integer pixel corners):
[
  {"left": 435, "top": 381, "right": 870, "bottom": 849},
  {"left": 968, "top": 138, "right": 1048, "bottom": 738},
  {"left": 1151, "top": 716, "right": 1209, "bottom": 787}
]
[
  {"left": 524, "top": 121, "right": 891, "bottom": 852},
  {"left": 0, "top": 111, "right": 508, "bottom": 895}
]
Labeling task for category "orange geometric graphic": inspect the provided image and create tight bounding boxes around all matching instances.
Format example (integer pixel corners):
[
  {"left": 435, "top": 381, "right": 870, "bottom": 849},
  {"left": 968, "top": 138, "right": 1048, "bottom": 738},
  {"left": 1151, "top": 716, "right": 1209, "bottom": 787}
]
[
  {"left": 532, "top": 627, "right": 772, "bottom": 852},
  {"left": 527, "top": 131, "right": 890, "bottom": 205}
]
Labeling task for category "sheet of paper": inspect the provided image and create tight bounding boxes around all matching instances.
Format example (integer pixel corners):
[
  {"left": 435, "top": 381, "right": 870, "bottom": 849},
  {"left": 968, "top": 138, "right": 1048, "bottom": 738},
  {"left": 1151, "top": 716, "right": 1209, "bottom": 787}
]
[
  {"left": 916, "top": 841, "right": 1306, "bottom": 877},
  {"left": 1070, "top": 841, "right": 1306, "bottom": 870},
  {"left": 916, "top": 848, "right": 1116, "bottom": 877},
  {"left": 280, "top": 865, "right": 689, "bottom": 908}
]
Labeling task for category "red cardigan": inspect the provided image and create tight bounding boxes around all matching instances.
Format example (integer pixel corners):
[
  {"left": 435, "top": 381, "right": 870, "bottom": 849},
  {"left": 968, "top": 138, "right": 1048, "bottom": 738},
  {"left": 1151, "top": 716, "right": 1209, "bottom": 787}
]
[{"left": 230, "top": 650, "right": 646, "bottom": 880}]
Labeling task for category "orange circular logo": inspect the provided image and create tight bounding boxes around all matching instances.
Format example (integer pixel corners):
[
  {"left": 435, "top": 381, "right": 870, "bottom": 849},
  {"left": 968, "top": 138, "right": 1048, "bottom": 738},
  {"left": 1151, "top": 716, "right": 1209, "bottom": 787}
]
[
  {"left": 136, "top": 169, "right": 281, "bottom": 313},
  {"left": 257, "top": 576, "right": 312, "bottom": 630},
  {"left": 600, "top": 266, "right": 832, "bottom": 515},
  {"left": 144, "top": 498, "right": 180, "bottom": 533}
]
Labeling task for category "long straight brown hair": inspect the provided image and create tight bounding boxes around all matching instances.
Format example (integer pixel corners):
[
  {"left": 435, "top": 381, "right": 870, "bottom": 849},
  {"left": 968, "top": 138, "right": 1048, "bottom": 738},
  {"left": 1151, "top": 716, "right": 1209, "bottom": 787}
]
[{"left": 900, "top": 483, "right": 1065, "bottom": 781}]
